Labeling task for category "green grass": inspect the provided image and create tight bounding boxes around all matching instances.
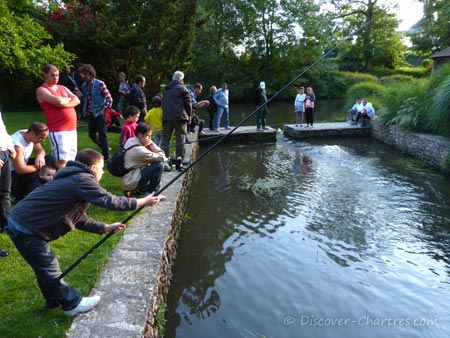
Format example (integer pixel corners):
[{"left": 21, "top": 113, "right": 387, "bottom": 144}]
[{"left": 0, "top": 111, "right": 134, "bottom": 337}]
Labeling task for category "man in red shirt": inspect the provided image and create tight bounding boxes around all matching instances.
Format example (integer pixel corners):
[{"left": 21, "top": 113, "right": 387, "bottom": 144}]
[{"left": 36, "top": 64, "right": 80, "bottom": 161}]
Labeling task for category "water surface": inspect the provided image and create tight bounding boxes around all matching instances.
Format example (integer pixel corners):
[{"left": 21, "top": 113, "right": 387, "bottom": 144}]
[{"left": 166, "top": 136, "right": 450, "bottom": 338}]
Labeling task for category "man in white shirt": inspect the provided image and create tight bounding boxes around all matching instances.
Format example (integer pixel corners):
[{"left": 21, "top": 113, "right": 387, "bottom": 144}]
[
  {"left": 356, "top": 99, "right": 376, "bottom": 127},
  {"left": 348, "top": 97, "right": 364, "bottom": 125}
]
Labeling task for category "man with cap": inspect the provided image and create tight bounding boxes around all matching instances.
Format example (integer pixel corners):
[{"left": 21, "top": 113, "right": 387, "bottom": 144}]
[{"left": 254, "top": 81, "right": 268, "bottom": 130}]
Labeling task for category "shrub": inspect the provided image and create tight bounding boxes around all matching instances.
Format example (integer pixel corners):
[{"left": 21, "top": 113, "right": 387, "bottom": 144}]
[
  {"left": 430, "top": 75, "right": 450, "bottom": 137},
  {"left": 379, "top": 75, "right": 415, "bottom": 86},
  {"left": 371, "top": 66, "right": 430, "bottom": 78},
  {"left": 422, "top": 58, "right": 433, "bottom": 70},
  {"left": 377, "top": 80, "right": 433, "bottom": 133}
]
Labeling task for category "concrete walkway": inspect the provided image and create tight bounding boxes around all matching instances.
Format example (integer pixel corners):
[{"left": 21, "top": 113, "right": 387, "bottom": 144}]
[
  {"left": 283, "top": 122, "right": 371, "bottom": 139},
  {"left": 67, "top": 140, "right": 196, "bottom": 338}
]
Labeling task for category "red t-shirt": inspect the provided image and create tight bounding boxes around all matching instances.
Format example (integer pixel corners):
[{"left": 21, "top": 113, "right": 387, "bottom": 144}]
[{"left": 39, "top": 85, "right": 77, "bottom": 132}]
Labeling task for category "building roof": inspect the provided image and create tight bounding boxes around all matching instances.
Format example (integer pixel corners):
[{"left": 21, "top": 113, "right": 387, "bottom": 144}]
[{"left": 431, "top": 47, "right": 450, "bottom": 59}]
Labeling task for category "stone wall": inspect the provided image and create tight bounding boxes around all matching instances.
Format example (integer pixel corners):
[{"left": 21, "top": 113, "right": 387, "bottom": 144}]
[
  {"left": 143, "top": 144, "right": 199, "bottom": 338},
  {"left": 371, "top": 122, "right": 450, "bottom": 175}
]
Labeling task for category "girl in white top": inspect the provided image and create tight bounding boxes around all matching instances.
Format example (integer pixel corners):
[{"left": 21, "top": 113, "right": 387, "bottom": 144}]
[{"left": 294, "top": 87, "right": 306, "bottom": 127}]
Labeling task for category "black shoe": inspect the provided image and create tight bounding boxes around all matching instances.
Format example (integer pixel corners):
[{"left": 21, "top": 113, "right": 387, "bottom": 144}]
[
  {"left": 45, "top": 300, "right": 60, "bottom": 310},
  {"left": 0, "top": 249, "right": 8, "bottom": 257}
]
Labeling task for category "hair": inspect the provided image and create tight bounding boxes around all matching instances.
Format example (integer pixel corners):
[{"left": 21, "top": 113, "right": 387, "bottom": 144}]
[
  {"left": 27, "top": 122, "right": 48, "bottom": 134},
  {"left": 151, "top": 96, "right": 162, "bottom": 107},
  {"left": 193, "top": 83, "right": 202, "bottom": 90},
  {"left": 119, "top": 72, "right": 126, "bottom": 78},
  {"left": 135, "top": 74, "right": 145, "bottom": 84},
  {"left": 299, "top": 86, "right": 305, "bottom": 91},
  {"left": 210, "top": 85, "right": 217, "bottom": 93},
  {"left": 172, "top": 71, "right": 184, "bottom": 81},
  {"left": 124, "top": 105, "right": 140, "bottom": 118},
  {"left": 75, "top": 149, "right": 103, "bottom": 167},
  {"left": 55, "top": 160, "right": 67, "bottom": 171},
  {"left": 79, "top": 64, "right": 96, "bottom": 77},
  {"left": 43, "top": 64, "right": 58, "bottom": 74},
  {"left": 306, "top": 87, "right": 314, "bottom": 94},
  {"left": 39, "top": 165, "right": 56, "bottom": 175},
  {"left": 135, "top": 122, "right": 152, "bottom": 136}
]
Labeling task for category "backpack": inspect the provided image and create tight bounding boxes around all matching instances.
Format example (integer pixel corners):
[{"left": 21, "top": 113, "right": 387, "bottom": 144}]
[{"left": 107, "top": 144, "right": 139, "bottom": 177}]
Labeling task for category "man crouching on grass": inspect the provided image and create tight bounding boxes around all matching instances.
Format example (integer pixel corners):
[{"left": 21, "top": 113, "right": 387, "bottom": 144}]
[{"left": 4, "top": 148, "right": 162, "bottom": 316}]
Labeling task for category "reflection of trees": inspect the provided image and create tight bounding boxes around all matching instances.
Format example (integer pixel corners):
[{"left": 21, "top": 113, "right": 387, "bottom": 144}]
[{"left": 166, "top": 143, "right": 313, "bottom": 336}]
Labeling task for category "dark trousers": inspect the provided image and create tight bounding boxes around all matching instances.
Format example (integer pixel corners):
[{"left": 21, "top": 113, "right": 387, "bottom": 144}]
[
  {"left": 0, "top": 151, "right": 11, "bottom": 229},
  {"left": 189, "top": 119, "right": 204, "bottom": 134},
  {"left": 356, "top": 112, "right": 370, "bottom": 125},
  {"left": 5, "top": 223, "right": 82, "bottom": 310},
  {"left": 88, "top": 114, "right": 109, "bottom": 159},
  {"left": 208, "top": 109, "right": 216, "bottom": 130},
  {"left": 256, "top": 105, "right": 267, "bottom": 128},
  {"left": 305, "top": 107, "right": 314, "bottom": 126},
  {"left": 136, "top": 162, "right": 163, "bottom": 194},
  {"left": 161, "top": 120, "right": 187, "bottom": 160}
]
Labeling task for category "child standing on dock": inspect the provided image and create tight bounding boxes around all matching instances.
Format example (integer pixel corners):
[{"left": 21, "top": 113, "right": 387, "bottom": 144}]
[
  {"left": 304, "top": 87, "right": 315, "bottom": 128},
  {"left": 294, "top": 86, "right": 306, "bottom": 127}
]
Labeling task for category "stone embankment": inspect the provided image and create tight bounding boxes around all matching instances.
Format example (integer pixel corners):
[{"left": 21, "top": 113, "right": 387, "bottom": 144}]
[{"left": 371, "top": 122, "right": 450, "bottom": 175}]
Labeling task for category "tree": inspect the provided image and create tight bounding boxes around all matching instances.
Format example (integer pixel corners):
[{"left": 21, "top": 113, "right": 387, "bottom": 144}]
[
  {"left": 44, "top": 0, "right": 197, "bottom": 94},
  {"left": 408, "top": 0, "right": 450, "bottom": 54},
  {"left": 0, "top": 0, "right": 74, "bottom": 108},
  {"left": 329, "top": 0, "right": 404, "bottom": 71}
]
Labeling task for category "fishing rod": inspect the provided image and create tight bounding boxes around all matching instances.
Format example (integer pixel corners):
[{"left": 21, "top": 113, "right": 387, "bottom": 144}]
[
  {"left": 56, "top": 13, "right": 378, "bottom": 280},
  {"left": 55, "top": 47, "right": 339, "bottom": 282}
]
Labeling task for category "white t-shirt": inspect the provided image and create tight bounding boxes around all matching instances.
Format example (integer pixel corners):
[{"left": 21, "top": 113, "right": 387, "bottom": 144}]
[{"left": 11, "top": 130, "right": 34, "bottom": 165}]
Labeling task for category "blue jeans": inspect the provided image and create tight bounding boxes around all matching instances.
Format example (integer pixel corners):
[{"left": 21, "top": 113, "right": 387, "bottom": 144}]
[
  {"left": 5, "top": 221, "right": 82, "bottom": 310},
  {"left": 136, "top": 162, "right": 163, "bottom": 194},
  {"left": 215, "top": 106, "right": 229, "bottom": 130}
]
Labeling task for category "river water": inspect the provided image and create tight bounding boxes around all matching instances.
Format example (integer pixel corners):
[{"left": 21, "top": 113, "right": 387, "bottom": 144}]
[{"left": 165, "top": 103, "right": 450, "bottom": 338}]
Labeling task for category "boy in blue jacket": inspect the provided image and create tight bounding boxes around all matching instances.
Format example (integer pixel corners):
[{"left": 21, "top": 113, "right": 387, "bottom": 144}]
[{"left": 4, "top": 148, "right": 161, "bottom": 316}]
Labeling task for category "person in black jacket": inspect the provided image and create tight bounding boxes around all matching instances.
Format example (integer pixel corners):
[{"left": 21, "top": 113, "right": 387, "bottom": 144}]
[
  {"left": 128, "top": 74, "right": 147, "bottom": 122},
  {"left": 254, "top": 81, "right": 268, "bottom": 130},
  {"left": 4, "top": 149, "right": 162, "bottom": 316},
  {"left": 160, "top": 71, "right": 192, "bottom": 162}
]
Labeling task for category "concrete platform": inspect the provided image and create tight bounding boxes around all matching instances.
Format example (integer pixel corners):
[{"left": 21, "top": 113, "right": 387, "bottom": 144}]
[
  {"left": 197, "top": 125, "right": 277, "bottom": 145},
  {"left": 284, "top": 122, "right": 371, "bottom": 139}
]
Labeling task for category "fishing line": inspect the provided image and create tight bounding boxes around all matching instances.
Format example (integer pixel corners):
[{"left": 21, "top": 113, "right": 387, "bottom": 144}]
[{"left": 57, "top": 13, "right": 379, "bottom": 280}]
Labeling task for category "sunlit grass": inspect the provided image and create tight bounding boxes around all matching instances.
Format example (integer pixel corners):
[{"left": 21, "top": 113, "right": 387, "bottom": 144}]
[{"left": 0, "top": 110, "right": 130, "bottom": 337}]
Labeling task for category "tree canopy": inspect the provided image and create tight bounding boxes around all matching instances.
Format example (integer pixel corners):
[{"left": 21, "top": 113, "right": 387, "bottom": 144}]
[{"left": 0, "top": 0, "right": 440, "bottom": 108}]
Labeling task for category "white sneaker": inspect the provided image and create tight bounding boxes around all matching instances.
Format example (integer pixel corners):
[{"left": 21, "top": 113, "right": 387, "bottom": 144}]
[{"left": 64, "top": 295, "right": 100, "bottom": 316}]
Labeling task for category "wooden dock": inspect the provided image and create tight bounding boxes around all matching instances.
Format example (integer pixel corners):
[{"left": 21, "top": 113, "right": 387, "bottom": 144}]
[
  {"left": 283, "top": 122, "right": 371, "bottom": 140},
  {"left": 196, "top": 125, "right": 277, "bottom": 144}
]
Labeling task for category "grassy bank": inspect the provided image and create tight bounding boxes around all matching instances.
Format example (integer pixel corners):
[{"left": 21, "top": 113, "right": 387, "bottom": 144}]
[{"left": 0, "top": 111, "right": 135, "bottom": 337}]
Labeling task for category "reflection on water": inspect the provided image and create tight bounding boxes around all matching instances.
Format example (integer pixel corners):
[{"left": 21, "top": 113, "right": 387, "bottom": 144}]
[{"left": 166, "top": 136, "right": 450, "bottom": 338}]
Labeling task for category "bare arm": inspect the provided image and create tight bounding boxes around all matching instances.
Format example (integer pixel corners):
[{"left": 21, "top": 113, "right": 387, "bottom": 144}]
[
  {"left": 36, "top": 86, "right": 80, "bottom": 108},
  {"left": 12, "top": 146, "right": 37, "bottom": 175}
]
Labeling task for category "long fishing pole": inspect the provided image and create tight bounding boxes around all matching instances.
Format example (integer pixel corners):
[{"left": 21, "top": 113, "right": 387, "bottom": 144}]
[
  {"left": 55, "top": 47, "right": 338, "bottom": 282},
  {"left": 56, "top": 15, "right": 377, "bottom": 280}
]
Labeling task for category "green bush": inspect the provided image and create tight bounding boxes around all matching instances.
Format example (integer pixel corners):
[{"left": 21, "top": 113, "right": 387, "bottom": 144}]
[
  {"left": 422, "top": 58, "right": 433, "bottom": 70},
  {"left": 311, "top": 70, "right": 379, "bottom": 99},
  {"left": 371, "top": 66, "right": 430, "bottom": 78},
  {"left": 379, "top": 74, "right": 416, "bottom": 86},
  {"left": 376, "top": 79, "right": 433, "bottom": 132},
  {"left": 430, "top": 75, "right": 450, "bottom": 137}
]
